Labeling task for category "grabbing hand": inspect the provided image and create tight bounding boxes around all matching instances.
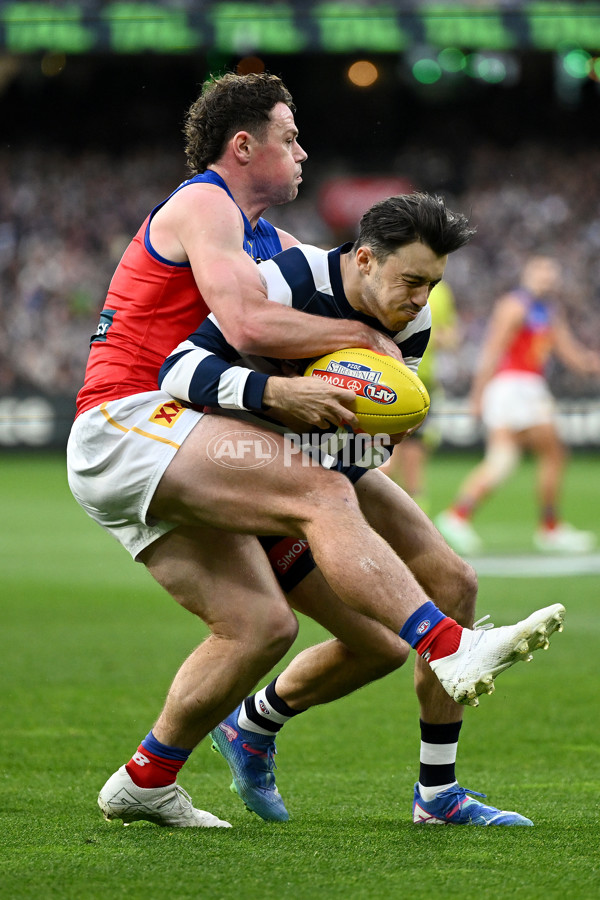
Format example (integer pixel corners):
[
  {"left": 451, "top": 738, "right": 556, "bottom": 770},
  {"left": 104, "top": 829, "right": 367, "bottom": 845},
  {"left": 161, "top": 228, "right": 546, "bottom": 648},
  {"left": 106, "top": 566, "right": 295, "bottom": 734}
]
[
  {"left": 360, "top": 327, "right": 404, "bottom": 364},
  {"left": 262, "top": 375, "right": 359, "bottom": 431}
]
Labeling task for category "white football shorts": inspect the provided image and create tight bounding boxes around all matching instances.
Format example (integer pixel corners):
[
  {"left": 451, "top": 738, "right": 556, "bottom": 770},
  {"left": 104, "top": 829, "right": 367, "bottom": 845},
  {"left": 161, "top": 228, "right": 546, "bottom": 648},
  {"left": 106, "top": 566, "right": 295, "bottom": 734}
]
[
  {"left": 66, "top": 391, "right": 203, "bottom": 560},
  {"left": 481, "top": 372, "right": 556, "bottom": 432}
]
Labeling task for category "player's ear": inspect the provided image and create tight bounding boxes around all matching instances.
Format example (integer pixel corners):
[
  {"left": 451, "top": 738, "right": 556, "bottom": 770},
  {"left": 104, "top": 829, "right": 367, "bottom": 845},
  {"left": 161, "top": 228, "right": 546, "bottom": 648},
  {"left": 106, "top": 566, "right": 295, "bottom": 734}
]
[
  {"left": 355, "top": 246, "right": 374, "bottom": 275},
  {"left": 231, "top": 131, "right": 252, "bottom": 164}
]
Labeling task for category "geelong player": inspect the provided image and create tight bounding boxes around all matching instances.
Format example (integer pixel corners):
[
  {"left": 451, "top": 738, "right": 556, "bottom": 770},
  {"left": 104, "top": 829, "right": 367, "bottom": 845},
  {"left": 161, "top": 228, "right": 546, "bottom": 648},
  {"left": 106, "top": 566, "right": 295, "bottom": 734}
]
[
  {"left": 67, "top": 75, "right": 564, "bottom": 829},
  {"left": 157, "top": 193, "right": 565, "bottom": 828}
]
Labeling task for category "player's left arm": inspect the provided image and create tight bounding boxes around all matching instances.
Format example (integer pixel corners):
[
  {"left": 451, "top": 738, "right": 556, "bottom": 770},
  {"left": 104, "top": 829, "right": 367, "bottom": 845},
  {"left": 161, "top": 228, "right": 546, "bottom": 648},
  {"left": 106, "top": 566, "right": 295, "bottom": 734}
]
[
  {"left": 552, "top": 315, "right": 600, "bottom": 376},
  {"left": 159, "top": 316, "right": 360, "bottom": 429}
]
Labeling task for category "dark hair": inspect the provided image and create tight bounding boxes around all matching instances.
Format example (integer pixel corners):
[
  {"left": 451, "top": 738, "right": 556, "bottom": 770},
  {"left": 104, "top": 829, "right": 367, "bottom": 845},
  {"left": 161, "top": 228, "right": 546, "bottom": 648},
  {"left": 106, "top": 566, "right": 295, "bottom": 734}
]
[
  {"left": 354, "top": 192, "right": 476, "bottom": 260},
  {"left": 183, "top": 72, "right": 295, "bottom": 175}
]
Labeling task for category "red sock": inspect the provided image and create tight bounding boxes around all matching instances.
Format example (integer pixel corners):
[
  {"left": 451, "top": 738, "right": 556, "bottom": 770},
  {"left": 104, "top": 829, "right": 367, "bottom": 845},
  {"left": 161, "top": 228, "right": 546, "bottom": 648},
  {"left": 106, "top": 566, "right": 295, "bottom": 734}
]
[
  {"left": 415, "top": 618, "right": 463, "bottom": 662},
  {"left": 453, "top": 502, "right": 473, "bottom": 520},
  {"left": 125, "top": 745, "right": 186, "bottom": 789}
]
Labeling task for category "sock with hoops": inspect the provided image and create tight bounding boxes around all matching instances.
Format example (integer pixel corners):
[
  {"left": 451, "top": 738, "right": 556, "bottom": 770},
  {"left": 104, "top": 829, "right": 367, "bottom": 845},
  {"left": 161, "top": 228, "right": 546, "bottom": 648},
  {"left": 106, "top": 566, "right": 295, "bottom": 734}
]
[
  {"left": 125, "top": 731, "right": 191, "bottom": 788},
  {"left": 237, "top": 678, "right": 305, "bottom": 736},
  {"left": 399, "top": 601, "right": 463, "bottom": 662},
  {"left": 418, "top": 719, "right": 463, "bottom": 801}
]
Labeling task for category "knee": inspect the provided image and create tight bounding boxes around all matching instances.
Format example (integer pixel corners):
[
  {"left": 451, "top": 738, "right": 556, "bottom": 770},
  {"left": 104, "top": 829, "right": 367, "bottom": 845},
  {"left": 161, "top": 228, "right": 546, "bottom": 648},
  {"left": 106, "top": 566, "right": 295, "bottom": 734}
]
[
  {"left": 307, "top": 469, "right": 359, "bottom": 513},
  {"left": 482, "top": 441, "right": 520, "bottom": 488},
  {"left": 268, "top": 603, "right": 300, "bottom": 656},
  {"left": 437, "top": 558, "right": 478, "bottom": 626},
  {"left": 249, "top": 602, "right": 299, "bottom": 662}
]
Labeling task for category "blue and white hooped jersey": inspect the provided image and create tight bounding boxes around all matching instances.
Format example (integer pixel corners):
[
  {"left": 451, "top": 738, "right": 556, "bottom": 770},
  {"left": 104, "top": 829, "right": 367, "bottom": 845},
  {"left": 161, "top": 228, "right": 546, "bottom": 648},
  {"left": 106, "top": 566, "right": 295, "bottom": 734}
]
[{"left": 158, "top": 243, "right": 431, "bottom": 467}]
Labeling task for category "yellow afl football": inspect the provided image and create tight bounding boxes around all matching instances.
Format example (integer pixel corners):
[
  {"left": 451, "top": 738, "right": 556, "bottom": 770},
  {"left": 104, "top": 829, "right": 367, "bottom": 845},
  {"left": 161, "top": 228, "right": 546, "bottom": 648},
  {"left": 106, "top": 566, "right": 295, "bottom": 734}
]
[{"left": 304, "top": 348, "right": 430, "bottom": 436}]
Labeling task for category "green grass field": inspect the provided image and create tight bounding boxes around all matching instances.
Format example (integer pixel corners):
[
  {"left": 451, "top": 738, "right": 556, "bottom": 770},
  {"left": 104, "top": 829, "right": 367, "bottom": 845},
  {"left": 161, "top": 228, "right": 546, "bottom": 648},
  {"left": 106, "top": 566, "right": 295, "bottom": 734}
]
[{"left": 1, "top": 452, "right": 599, "bottom": 899}]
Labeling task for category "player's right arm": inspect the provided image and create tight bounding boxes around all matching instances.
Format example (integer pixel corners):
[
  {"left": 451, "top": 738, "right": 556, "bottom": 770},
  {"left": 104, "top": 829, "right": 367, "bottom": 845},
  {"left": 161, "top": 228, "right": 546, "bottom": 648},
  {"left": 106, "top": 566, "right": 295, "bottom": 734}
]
[
  {"left": 157, "top": 184, "right": 402, "bottom": 361},
  {"left": 552, "top": 314, "right": 600, "bottom": 376}
]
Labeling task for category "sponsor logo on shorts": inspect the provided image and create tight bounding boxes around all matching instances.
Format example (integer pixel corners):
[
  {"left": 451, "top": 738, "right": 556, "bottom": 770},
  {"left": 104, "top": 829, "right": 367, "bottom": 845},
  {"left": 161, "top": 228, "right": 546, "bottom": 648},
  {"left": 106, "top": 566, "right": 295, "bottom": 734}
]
[
  {"left": 416, "top": 619, "right": 431, "bottom": 635},
  {"left": 268, "top": 538, "right": 310, "bottom": 573},
  {"left": 207, "top": 430, "right": 279, "bottom": 468},
  {"left": 150, "top": 400, "right": 186, "bottom": 428}
]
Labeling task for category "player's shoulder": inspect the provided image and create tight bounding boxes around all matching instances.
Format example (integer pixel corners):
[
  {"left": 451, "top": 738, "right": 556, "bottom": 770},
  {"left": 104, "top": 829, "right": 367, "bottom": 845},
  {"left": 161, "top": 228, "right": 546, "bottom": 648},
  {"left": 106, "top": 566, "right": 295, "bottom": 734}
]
[
  {"left": 167, "top": 179, "right": 237, "bottom": 213},
  {"left": 493, "top": 289, "right": 530, "bottom": 321},
  {"left": 275, "top": 227, "right": 301, "bottom": 250},
  {"left": 264, "top": 242, "right": 329, "bottom": 279},
  {"left": 160, "top": 180, "right": 245, "bottom": 246}
]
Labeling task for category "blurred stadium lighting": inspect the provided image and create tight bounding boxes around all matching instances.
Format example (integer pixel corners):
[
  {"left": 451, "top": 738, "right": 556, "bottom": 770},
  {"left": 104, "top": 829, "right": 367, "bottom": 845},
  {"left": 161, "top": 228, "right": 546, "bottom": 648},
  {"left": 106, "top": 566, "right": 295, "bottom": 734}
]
[
  {"left": 561, "top": 48, "right": 592, "bottom": 79},
  {"left": 41, "top": 52, "right": 66, "bottom": 77},
  {"left": 408, "top": 47, "right": 519, "bottom": 87},
  {"left": 437, "top": 48, "right": 467, "bottom": 74},
  {"left": 347, "top": 59, "right": 378, "bottom": 87},
  {"left": 467, "top": 52, "right": 520, "bottom": 85},
  {"left": 236, "top": 55, "right": 265, "bottom": 75},
  {"left": 412, "top": 57, "right": 442, "bottom": 84},
  {"left": 1, "top": 2, "right": 600, "bottom": 57}
]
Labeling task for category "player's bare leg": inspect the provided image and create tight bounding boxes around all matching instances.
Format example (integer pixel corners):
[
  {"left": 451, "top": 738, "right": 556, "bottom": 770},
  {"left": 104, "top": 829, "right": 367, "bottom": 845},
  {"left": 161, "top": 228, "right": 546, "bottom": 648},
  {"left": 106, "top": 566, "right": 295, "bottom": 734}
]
[
  {"left": 149, "top": 415, "right": 438, "bottom": 634},
  {"left": 280, "top": 571, "right": 409, "bottom": 707},
  {"left": 159, "top": 419, "right": 545, "bottom": 711},
  {"left": 520, "top": 423, "right": 595, "bottom": 551},
  {"left": 139, "top": 526, "right": 299, "bottom": 749},
  {"left": 209, "top": 466, "right": 563, "bottom": 823},
  {"left": 247, "top": 470, "right": 474, "bottom": 715},
  {"left": 435, "top": 429, "right": 521, "bottom": 555},
  {"left": 519, "top": 423, "right": 566, "bottom": 511},
  {"left": 98, "top": 524, "right": 298, "bottom": 829}
]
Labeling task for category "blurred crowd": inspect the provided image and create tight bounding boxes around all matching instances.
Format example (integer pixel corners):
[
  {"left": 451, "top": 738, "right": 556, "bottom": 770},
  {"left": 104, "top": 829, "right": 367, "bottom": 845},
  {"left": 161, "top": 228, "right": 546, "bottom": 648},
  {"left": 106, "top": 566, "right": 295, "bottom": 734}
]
[{"left": 2, "top": 139, "right": 600, "bottom": 399}]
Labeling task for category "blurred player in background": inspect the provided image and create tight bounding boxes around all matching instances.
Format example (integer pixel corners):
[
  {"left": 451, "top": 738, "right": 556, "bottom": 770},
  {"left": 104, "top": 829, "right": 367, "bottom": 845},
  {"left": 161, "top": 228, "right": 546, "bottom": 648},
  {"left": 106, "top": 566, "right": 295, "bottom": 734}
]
[
  {"left": 436, "top": 256, "right": 600, "bottom": 555},
  {"left": 379, "top": 279, "right": 458, "bottom": 513}
]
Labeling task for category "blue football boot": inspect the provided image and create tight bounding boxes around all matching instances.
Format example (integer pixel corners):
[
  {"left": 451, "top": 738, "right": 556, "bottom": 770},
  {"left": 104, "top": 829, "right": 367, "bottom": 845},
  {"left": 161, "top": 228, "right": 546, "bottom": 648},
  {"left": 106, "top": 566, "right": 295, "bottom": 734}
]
[
  {"left": 413, "top": 783, "right": 534, "bottom": 825},
  {"left": 210, "top": 706, "right": 289, "bottom": 822}
]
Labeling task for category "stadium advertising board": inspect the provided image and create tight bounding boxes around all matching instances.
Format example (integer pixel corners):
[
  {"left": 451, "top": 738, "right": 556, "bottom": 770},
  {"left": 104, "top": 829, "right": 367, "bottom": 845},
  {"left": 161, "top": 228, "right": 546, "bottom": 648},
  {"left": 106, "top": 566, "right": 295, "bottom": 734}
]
[
  {"left": 2, "top": 2, "right": 600, "bottom": 55},
  {"left": 1, "top": 393, "right": 599, "bottom": 451}
]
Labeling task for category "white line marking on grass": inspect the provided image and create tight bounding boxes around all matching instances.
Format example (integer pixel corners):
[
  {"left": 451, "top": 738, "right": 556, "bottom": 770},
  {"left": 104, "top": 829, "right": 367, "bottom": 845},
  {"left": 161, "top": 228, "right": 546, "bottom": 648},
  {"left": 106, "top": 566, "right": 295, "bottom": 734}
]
[{"left": 467, "top": 554, "right": 600, "bottom": 577}]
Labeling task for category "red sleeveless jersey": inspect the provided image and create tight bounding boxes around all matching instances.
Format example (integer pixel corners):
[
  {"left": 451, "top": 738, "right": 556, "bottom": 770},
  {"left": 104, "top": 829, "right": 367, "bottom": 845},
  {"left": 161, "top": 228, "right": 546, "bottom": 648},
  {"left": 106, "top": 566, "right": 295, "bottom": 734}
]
[
  {"left": 75, "top": 216, "right": 209, "bottom": 416},
  {"left": 496, "top": 290, "right": 554, "bottom": 377},
  {"left": 75, "top": 172, "right": 281, "bottom": 416}
]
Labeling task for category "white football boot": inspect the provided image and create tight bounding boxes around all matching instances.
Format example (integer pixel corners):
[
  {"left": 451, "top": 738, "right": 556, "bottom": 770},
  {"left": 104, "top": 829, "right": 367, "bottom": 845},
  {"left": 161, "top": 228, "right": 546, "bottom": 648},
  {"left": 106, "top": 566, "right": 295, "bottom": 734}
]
[
  {"left": 435, "top": 510, "right": 483, "bottom": 556},
  {"left": 98, "top": 765, "right": 232, "bottom": 828},
  {"left": 534, "top": 523, "right": 596, "bottom": 554},
  {"left": 429, "top": 604, "right": 565, "bottom": 707}
]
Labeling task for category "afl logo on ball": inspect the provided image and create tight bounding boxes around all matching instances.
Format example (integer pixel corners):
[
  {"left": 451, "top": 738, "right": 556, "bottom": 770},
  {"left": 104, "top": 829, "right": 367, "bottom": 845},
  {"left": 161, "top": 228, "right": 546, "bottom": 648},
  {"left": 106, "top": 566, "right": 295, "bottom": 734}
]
[{"left": 365, "top": 383, "right": 397, "bottom": 405}]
